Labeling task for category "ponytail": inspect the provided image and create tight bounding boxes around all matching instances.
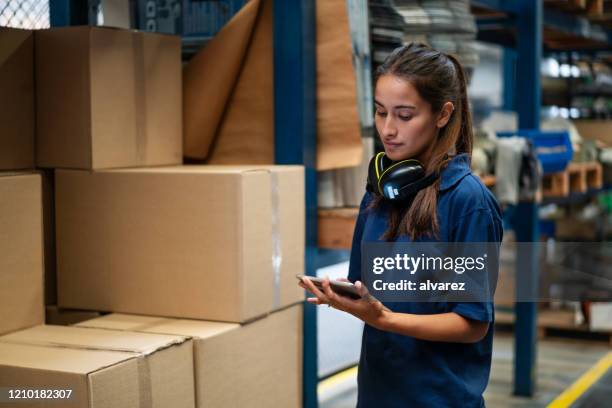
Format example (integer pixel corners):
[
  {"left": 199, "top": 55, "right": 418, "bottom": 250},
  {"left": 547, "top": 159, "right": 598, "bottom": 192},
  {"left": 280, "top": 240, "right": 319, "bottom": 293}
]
[{"left": 446, "top": 53, "right": 473, "bottom": 157}]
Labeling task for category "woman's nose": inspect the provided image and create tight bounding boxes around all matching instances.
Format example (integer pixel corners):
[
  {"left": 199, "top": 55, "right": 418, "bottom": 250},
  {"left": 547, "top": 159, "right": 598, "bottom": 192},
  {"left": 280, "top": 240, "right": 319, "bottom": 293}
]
[{"left": 381, "top": 117, "right": 397, "bottom": 138}]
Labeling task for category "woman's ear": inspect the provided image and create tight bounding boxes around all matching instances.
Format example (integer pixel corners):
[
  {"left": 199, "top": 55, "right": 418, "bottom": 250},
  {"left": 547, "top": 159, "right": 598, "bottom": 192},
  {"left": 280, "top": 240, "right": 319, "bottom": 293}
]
[{"left": 436, "top": 102, "right": 455, "bottom": 128}]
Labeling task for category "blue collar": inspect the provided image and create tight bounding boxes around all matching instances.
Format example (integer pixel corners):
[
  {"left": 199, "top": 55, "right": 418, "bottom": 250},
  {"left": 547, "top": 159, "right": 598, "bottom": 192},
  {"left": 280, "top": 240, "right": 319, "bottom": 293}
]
[{"left": 439, "top": 153, "right": 472, "bottom": 192}]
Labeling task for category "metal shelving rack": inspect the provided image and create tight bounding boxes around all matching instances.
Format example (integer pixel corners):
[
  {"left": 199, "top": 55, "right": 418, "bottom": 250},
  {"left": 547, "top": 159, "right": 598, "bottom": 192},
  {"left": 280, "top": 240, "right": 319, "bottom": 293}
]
[{"left": 474, "top": 0, "right": 612, "bottom": 397}]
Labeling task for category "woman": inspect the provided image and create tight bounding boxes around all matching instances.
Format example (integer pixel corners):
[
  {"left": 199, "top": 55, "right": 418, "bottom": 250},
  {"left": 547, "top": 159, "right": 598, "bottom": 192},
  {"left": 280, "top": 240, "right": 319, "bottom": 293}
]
[{"left": 300, "top": 43, "right": 503, "bottom": 407}]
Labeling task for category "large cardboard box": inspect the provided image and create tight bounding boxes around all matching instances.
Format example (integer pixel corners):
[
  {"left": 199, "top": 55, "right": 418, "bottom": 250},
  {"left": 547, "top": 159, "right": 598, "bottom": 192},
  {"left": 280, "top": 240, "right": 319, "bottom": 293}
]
[
  {"left": 203, "top": 165, "right": 305, "bottom": 308},
  {"left": 35, "top": 26, "right": 182, "bottom": 169},
  {"left": 0, "top": 324, "right": 194, "bottom": 408},
  {"left": 77, "top": 305, "right": 303, "bottom": 408},
  {"left": 0, "top": 28, "right": 35, "bottom": 170},
  {"left": 56, "top": 166, "right": 304, "bottom": 322},
  {"left": 0, "top": 173, "right": 44, "bottom": 335}
]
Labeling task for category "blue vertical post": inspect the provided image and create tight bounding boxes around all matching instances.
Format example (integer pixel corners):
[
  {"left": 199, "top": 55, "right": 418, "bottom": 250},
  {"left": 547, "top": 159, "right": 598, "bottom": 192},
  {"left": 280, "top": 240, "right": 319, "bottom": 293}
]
[
  {"left": 49, "top": 0, "right": 89, "bottom": 27},
  {"left": 513, "top": 0, "right": 542, "bottom": 397},
  {"left": 49, "top": 0, "right": 72, "bottom": 26},
  {"left": 273, "top": 1, "right": 318, "bottom": 408},
  {"left": 502, "top": 48, "right": 516, "bottom": 111}
]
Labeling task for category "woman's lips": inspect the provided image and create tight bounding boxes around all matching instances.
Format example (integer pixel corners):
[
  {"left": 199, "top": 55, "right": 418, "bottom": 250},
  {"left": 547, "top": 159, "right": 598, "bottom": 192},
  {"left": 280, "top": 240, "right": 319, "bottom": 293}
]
[{"left": 383, "top": 141, "right": 403, "bottom": 149}]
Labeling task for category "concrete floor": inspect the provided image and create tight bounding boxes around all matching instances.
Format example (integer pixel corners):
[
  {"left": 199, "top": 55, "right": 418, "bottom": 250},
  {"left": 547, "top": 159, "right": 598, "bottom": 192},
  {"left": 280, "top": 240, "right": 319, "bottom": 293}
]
[{"left": 319, "top": 332, "right": 610, "bottom": 408}]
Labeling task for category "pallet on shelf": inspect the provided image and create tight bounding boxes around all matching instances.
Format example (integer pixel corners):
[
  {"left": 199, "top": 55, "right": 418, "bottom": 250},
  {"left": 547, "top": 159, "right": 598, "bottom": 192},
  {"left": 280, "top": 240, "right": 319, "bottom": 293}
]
[
  {"left": 542, "top": 161, "right": 603, "bottom": 197},
  {"left": 318, "top": 207, "right": 359, "bottom": 250},
  {"left": 496, "top": 307, "right": 612, "bottom": 347}
]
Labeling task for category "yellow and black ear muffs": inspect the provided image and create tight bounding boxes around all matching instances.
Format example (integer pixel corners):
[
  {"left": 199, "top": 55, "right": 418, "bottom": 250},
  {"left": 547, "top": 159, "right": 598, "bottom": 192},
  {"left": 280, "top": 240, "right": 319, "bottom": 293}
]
[{"left": 366, "top": 152, "right": 439, "bottom": 201}]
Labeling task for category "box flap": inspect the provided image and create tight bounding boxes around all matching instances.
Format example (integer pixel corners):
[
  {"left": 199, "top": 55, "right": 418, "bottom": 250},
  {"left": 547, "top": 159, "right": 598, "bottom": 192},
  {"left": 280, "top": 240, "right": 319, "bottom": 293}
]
[
  {"left": 140, "top": 319, "right": 240, "bottom": 340},
  {"left": 75, "top": 313, "right": 173, "bottom": 331},
  {"left": 77, "top": 313, "right": 239, "bottom": 340},
  {"left": 0, "top": 342, "right": 135, "bottom": 374},
  {"left": 0, "top": 325, "right": 188, "bottom": 355}
]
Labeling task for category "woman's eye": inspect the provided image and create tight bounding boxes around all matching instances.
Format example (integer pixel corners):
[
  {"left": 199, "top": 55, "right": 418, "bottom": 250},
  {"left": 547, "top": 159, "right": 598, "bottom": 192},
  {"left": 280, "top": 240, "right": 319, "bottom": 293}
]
[
  {"left": 375, "top": 110, "right": 387, "bottom": 117},
  {"left": 398, "top": 115, "right": 412, "bottom": 121}
]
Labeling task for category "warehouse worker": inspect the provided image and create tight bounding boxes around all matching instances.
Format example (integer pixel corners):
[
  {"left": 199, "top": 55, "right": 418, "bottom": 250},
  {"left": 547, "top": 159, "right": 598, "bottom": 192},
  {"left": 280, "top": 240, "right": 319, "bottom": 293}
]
[{"left": 300, "top": 43, "right": 502, "bottom": 407}]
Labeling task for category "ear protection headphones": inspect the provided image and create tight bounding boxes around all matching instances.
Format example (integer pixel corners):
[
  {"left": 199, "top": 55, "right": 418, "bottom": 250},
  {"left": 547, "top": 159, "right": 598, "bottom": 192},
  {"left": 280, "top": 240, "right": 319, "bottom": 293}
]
[{"left": 367, "top": 152, "right": 439, "bottom": 201}]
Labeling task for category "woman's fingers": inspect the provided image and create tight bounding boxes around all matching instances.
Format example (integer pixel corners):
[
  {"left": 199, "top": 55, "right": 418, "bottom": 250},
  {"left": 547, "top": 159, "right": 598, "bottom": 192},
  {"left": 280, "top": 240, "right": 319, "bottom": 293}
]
[
  {"left": 355, "top": 281, "right": 370, "bottom": 297},
  {"left": 301, "top": 277, "right": 329, "bottom": 304}
]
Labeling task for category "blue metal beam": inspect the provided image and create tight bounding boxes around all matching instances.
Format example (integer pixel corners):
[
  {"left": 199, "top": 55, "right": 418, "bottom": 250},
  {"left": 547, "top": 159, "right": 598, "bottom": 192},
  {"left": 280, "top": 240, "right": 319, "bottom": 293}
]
[
  {"left": 273, "top": 1, "right": 318, "bottom": 407},
  {"left": 49, "top": 0, "right": 89, "bottom": 27},
  {"left": 471, "top": 0, "right": 518, "bottom": 14},
  {"left": 49, "top": 0, "right": 71, "bottom": 26},
  {"left": 513, "top": 0, "right": 542, "bottom": 397},
  {"left": 502, "top": 48, "right": 516, "bottom": 111}
]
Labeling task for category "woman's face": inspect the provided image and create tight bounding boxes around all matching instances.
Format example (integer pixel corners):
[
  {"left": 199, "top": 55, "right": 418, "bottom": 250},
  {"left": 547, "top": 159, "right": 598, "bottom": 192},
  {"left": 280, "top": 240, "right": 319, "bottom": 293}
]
[{"left": 374, "top": 74, "right": 439, "bottom": 163}]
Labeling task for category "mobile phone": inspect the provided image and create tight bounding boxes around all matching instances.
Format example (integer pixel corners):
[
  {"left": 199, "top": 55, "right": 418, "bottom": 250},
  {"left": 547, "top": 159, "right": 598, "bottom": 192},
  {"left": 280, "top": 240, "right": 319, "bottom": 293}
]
[{"left": 296, "top": 274, "right": 361, "bottom": 300}]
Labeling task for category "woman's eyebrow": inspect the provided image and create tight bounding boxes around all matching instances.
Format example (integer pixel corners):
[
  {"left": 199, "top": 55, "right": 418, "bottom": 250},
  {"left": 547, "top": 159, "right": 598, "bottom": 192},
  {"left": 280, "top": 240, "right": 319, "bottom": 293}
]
[{"left": 374, "top": 99, "right": 416, "bottom": 110}]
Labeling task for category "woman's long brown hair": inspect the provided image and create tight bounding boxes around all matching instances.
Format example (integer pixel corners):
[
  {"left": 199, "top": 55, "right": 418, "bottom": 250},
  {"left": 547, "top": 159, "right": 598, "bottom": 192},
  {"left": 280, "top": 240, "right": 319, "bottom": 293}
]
[{"left": 371, "top": 43, "right": 473, "bottom": 241}]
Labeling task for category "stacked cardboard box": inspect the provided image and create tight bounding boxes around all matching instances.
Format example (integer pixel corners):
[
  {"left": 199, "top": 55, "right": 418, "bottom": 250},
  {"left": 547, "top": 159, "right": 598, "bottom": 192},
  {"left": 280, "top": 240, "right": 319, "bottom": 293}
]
[
  {"left": 0, "top": 173, "right": 44, "bottom": 335},
  {"left": 35, "top": 26, "right": 183, "bottom": 170},
  {"left": 0, "top": 28, "right": 35, "bottom": 170},
  {"left": 75, "top": 305, "right": 303, "bottom": 408},
  {"left": 55, "top": 165, "right": 304, "bottom": 322},
  {"left": 0, "top": 325, "right": 194, "bottom": 408},
  {"left": 1, "top": 22, "right": 305, "bottom": 408}
]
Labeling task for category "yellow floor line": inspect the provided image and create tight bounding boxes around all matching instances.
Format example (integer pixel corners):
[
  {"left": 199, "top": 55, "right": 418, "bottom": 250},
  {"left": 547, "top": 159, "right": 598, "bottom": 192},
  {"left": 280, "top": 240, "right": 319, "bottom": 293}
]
[
  {"left": 318, "top": 366, "right": 358, "bottom": 395},
  {"left": 547, "top": 351, "right": 612, "bottom": 408}
]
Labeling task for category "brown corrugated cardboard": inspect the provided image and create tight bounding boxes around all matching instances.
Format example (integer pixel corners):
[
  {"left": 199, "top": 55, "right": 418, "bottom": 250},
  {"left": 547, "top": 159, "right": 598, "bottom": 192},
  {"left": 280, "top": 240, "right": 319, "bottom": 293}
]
[
  {"left": 0, "top": 324, "right": 195, "bottom": 408},
  {"left": 201, "top": 165, "right": 305, "bottom": 308},
  {"left": 56, "top": 166, "right": 284, "bottom": 322},
  {"left": 45, "top": 305, "right": 103, "bottom": 326},
  {"left": 315, "top": 0, "right": 363, "bottom": 170},
  {"left": 183, "top": 0, "right": 260, "bottom": 160},
  {"left": 0, "top": 27, "right": 35, "bottom": 170},
  {"left": 0, "top": 173, "right": 44, "bottom": 335},
  {"left": 35, "top": 26, "right": 182, "bottom": 169},
  {"left": 0, "top": 342, "right": 142, "bottom": 407},
  {"left": 76, "top": 305, "right": 303, "bottom": 408},
  {"left": 182, "top": 0, "right": 362, "bottom": 170}
]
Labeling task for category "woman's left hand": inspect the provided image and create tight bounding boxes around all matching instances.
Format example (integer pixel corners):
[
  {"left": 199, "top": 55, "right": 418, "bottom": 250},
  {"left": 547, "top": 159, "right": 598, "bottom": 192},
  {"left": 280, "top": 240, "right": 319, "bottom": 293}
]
[{"left": 299, "top": 277, "right": 391, "bottom": 330}]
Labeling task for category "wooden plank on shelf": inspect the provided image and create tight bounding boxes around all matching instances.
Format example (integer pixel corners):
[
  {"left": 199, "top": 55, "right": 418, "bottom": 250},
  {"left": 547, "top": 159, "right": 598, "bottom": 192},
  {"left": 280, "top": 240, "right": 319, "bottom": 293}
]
[
  {"left": 318, "top": 207, "right": 359, "bottom": 250},
  {"left": 480, "top": 175, "right": 497, "bottom": 188},
  {"left": 541, "top": 162, "right": 602, "bottom": 198}
]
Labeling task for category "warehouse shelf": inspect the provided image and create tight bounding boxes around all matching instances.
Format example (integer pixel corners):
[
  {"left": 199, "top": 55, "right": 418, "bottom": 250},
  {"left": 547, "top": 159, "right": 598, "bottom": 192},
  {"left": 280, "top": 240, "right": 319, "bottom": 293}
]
[
  {"left": 496, "top": 308, "right": 612, "bottom": 345},
  {"left": 473, "top": 0, "right": 612, "bottom": 51},
  {"left": 318, "top": 208, "right": 359, "bottom": 250}
]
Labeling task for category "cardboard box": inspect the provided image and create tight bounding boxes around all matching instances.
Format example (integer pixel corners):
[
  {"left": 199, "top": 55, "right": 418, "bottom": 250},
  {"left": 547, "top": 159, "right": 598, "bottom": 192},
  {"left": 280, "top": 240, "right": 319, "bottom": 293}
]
[
  {"left": 77, "top": 305, "right": 303, "bottom": 408},
  {"left": 0, "top": 342, "right": 143, "bottom": 408},
  {"left": 203, "top": 165, "right": 305, "bottom": 308},
  {"left": 0, "top": 173, "right": 44, "bottom": 335},
  {"left": 56, "top": 166, "right": 304, "bottom": 322},
  {"left": 0, "top": 324, "right": 194, "bottom": 408},
  {"left": 45, "top": 305, "right": 103, "bottom": 326},
  {"left": 0, "top": 28, "right": 35, "bottom": 170},
  {"left": 35, "top": 26, "right": 182, "bottom": 169}
]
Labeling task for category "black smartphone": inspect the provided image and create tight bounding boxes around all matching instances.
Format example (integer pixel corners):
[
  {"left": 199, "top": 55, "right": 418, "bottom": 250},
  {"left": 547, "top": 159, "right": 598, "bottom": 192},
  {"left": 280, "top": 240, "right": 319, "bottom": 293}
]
[{"left": 296, "top": 274, "right": 361, "bottom": 300}]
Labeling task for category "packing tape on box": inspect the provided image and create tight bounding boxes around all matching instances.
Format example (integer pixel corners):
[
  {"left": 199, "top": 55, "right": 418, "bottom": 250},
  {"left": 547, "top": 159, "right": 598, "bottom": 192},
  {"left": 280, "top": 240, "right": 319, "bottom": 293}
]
[
  {"left": 133, "top": 32, "right": 147, "bottom": 163},
  {"left": 136, "top": 357, "right": 153, "bottom": 408},
  {"left": 271, "top": 171, "right": 282, "bottom": 309}
]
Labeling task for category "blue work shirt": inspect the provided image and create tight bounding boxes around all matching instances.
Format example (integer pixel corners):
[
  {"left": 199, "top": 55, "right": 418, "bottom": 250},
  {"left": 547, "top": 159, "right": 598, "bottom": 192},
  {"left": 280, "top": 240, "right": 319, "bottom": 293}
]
[{"left": 348, "top": 153, "right": 503, "bottom": 408}]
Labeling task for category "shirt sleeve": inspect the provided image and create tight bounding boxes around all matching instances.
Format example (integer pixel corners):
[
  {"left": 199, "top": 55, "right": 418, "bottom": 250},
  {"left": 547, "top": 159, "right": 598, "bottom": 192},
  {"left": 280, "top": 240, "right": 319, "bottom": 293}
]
[
  {"left": 347, "top": 192, "right": 372, "bottom": 283},
  {"left": 448, "top": 208, "right": 503, "bottom": 322}
]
